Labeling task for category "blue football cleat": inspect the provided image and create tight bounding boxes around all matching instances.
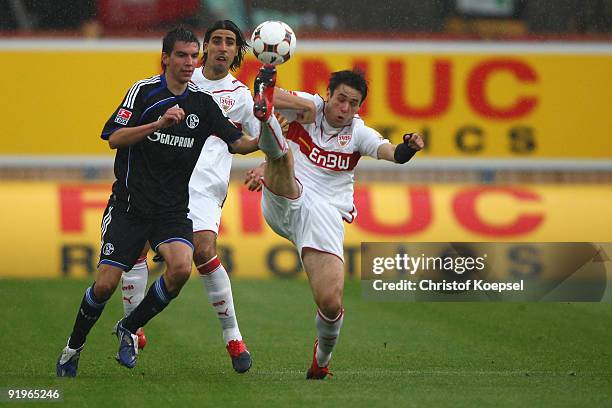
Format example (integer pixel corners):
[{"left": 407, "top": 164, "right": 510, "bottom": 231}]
[
  {"left": 56, "top": 339, "right": 84, "bottom": 377},
  {"left": 113, "top": 319, "right": 139, "bottom": 368}
]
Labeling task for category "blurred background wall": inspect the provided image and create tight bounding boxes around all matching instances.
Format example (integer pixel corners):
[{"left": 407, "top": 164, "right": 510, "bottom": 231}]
[
  {"left": 2, "top": 0, "right": 612, "bottom": 36},
  {"left": 0, "top": 0, "right": 610, "bottom": 279}
]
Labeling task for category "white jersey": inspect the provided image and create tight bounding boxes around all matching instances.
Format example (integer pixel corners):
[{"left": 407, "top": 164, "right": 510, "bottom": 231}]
[
  {"left": 281, "top": 92, "right": 389, "bottom": 222},
  {"left": 189, "top": 70, "right": 260, "bottom": 204}
]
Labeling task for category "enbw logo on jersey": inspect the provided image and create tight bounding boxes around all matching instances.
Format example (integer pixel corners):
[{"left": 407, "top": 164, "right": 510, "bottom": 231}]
[
  {"left": 186, "top": 114, "right": 199, "bottom": 129},
  {"left": 102, "top": 243, "right": 115, "bottom": 255}
]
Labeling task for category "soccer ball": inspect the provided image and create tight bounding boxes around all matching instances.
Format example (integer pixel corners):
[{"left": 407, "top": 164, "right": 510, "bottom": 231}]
[{"left": 251, "top": 20, "right": 297, "bottom": 65}]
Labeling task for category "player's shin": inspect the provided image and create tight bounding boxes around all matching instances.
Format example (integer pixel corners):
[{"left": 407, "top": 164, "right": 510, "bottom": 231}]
[
  {"left": 121, "top": 257, "right": 148, "bottom": 316},
  {"left": 198, "top": 256, "right": 242, "bottom": 343},
  {"left": 122, "top": 275, "right": 175, "bottom": 334},
  {"left": 315, "top": 308, "right": 345, "bottom": 367},
  {"left": 258, "top": 114, "right": 287, "bottom": 160},
  {"left": 68, "top": 284, "right": 109, "bottom": 349}
]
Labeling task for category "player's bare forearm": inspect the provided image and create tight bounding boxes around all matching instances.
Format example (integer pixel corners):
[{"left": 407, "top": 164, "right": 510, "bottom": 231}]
[
  {"left": 273, "top": 88, "right": 316, "bottom": 123},
  {"left": 377, "top": 132, "right": 424, "bottom": 163},
  {"left": 230, "top": 135, "right": 259, "bottom": 155},
  {"left": 108, "top": 122, "right": 160, "bottom": 149}
]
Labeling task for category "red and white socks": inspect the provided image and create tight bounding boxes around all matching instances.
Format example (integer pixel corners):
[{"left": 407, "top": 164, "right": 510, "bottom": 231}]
[
  {"left": 258, "top": 114, "right": 288, "bottom": 160},
  {"left": 121, "top": 257, "right": 148, "bottom": 316},
  {"left": 198, "top": 256, "right": 242, "bottom": 344},
  {"left": 315, "top": 308, "right": 345, "bottom": 367}
]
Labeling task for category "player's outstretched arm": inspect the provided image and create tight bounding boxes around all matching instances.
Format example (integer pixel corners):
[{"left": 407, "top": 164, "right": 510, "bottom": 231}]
[
  {"left": 229, "top": 134, "right": 259, "bottom": 155},
  {"left": 108, "top": 106, "right": 185, "bottom": 149},
  {"left": 227, "top": 111, "right": 289, "bottom": 155},
  {"left": 273, "top": 88, "right": 316, "bottom": 123},
  {"left": 377, "top": 132, "right": 424, "bottom": 163}
]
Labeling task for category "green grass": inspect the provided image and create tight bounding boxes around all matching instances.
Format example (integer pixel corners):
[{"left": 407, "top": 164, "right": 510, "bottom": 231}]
[{"left": 0, "top": 278, "right": 611, "bottom": 407}]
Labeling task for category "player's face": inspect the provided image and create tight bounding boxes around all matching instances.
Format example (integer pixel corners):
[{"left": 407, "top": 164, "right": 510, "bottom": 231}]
[
  {"left": 325, "top": 84, "right": 363, "bottom": 127},
  {"left": 203, "top": 29, "right": 238, "bottom": 75},
  {"left": 162, "top": 41, "right": 199, "bottom": 84}
]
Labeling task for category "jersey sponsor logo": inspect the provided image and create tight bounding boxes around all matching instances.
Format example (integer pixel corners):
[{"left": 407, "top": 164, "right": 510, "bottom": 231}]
[
  {"left": 147, "top": 131, "right": 195, "bottom": 148},
  {"left": 219, "top": 96, "right": 235, "bottom": 112},
  {"left": 186, "top": 114, "right": 199, "bottom": 129},
  {"left": 308, "top": 146, "right": 355, "bottom": 170},
  {"left": 102, "top": 242, "right": 114, "bottom": 255},
  {"left": 338, "top": 133, "right": 352, "bottom": 147},
  {"left": 287, "top": 123, "right": 361, "bottom": 171},
  {"left": 114, "top": 108, "right": 132, "bottom": 125}
]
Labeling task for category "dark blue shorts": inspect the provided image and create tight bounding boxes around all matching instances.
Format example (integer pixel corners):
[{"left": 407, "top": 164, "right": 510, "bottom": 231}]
[{"left": 97, "top": 199, "right": 193, "bottom": 271}]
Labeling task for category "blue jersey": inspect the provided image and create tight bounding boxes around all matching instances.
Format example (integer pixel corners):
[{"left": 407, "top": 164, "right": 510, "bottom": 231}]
[{"left": 101, "top": 74, "right": 242, "bottom": 216}]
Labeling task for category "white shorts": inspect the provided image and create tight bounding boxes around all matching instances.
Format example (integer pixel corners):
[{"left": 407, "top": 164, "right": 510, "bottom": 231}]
[
  {"left": 262, "top": 183, "right": 345, "bottom": 262},
  {"left": 188, "top": 192, "right": 222, "bottom": 234}
]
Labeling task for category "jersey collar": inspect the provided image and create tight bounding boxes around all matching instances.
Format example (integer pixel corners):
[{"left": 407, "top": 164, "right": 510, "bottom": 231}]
[{"left": 161, "top": 74, "right": 190, "bottom": 97}]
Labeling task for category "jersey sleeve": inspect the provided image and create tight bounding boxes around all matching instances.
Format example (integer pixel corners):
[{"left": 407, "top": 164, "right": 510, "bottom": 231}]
[
  {"left": 100, "top": 80, "right": 148, "bottom": 140},
  {"left": 204, "top": 93, "right": 243, "bottom": 145},
  {"left": 355, "top": 124, "right": 390, "bottom": 158},
  {"left": 237, "top": 88, "right": 261, "bottom": 139}
]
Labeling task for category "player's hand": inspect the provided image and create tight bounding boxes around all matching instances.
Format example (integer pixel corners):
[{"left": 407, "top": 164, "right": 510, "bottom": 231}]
[
  {"left": 296, "top": 105, "right": 315, "bottom": 124},
  {"left": 274, "top": 112, "right": 289, "bottom": 136},
  {"left": 403, "top": 132, "right": 424, "bottom": 151},
  {"left": 156, "top": 105, "right": 185, "bottom": 129},
  {"left": 244, "top": 163, "right": 265, "bottom": 192}
]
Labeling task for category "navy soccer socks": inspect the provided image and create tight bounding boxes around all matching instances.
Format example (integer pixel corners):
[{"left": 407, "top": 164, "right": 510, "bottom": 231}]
[
  {"left": 68, "top": 285, "right": 108, "bottom": 349},
  {"left": 123, "top": 275, "right": 175, "bottom": 334}
]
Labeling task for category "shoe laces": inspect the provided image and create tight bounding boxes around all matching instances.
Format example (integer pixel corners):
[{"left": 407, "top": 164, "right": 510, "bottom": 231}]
[
  {"left": 227, "top": 340, "right": 247, "bottom": 357},
  {"left": 318, "top": 366, "right": 333, "bottom": 377}
]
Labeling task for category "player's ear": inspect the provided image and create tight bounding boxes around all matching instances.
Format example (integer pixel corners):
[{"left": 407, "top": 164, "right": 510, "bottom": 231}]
[
  {"left": 326, "top": 88, "right": 331, "bottom": 101},
  {"left": 203, "top": 42, "right": 209, "bottom": 54},
  {"left": 161, "top": 52, "right": 169, "bottom": 70}
]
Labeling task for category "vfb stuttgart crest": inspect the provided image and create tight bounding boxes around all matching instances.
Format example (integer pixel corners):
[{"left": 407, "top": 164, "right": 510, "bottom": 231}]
[
  {"left": 219, "top": 96, "right": 235, "bottom": 112},
  {"left": 338, "top": 133, "right": 352, "bottom": 147}
]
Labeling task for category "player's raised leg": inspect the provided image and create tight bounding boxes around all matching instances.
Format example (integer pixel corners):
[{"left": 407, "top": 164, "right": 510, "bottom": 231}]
[
  {"left": 194, "top": 230, "right": 251, "bottom": 373},
  {"left": 302, "top": 249, "right": 345, "bottom": 380},
  {"left": 115, "top": 241, "right": 193, "bottom": 368},
  {"left": 253, "top": 64, "right": 300, "bottom": 199}
]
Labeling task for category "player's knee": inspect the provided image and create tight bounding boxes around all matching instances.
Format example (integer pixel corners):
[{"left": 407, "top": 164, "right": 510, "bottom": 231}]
[
  {"left": 193, "top": 242, "right": 216, "bottom": 266},
  {"left": 93, "top": 277, "right": 119, "bottom": 300},
  {"left": 169, "top": 262, "right": 192, "bottom": 282},
  {"left": 317, "top": 293, "right": 343, "bottom": 319}
]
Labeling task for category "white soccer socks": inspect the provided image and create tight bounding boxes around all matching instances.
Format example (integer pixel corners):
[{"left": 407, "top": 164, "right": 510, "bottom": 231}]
[
  {"left": 315, "top": 308, "right": 345, "bottom": 367},
  {"left": 121, "top": 258, "right": 148, "bottom": 316},
  {"left": 258, "top": 114, "right": 288, "bottom": 160},
  {"left": 198, "top": 256, "right": 242, "bottom": 344}
]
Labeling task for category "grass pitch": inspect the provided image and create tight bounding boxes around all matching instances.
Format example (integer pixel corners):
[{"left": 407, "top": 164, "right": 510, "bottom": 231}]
[{"left": 0, "top": 278, "right": 611, "bottom": 407}]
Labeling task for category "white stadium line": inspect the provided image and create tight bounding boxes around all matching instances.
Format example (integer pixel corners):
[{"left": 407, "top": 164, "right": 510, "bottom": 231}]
[
  {"left": 0, "top": 39, "right": 611, "bottom": 54},
  {"left": 1, "top": 155, "right": 611, "bottom": 171}
]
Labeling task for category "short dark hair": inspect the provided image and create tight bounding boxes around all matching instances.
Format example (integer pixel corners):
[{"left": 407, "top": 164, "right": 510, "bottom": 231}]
[
  {"left": 162, "top": 26, "right": 200, "bottom": 56},
  {"left": 328, "top": 70, "right": 368, "bottom": 104},
  {"left": 202, "top": 20, "right": 248, "bottom": 71}
]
